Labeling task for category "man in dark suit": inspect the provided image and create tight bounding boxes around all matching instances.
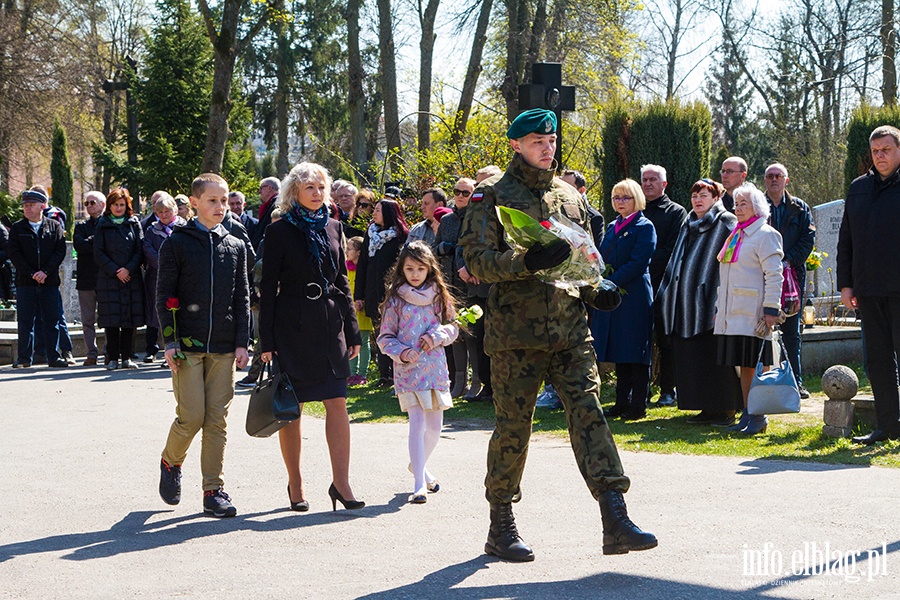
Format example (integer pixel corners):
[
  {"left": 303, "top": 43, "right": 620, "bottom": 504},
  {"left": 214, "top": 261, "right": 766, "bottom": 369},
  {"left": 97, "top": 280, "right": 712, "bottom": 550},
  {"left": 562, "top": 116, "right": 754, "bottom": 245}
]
[{"left": 228, "top": 191, "right": 258, "bottom": 242}]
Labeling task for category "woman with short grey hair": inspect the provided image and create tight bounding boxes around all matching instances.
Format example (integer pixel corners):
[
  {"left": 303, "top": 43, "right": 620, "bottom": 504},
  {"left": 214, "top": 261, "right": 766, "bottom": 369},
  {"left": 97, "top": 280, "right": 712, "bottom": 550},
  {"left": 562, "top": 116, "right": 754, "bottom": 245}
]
[{"left": 713, "top": 183, "right": 784, "bottom": 435}]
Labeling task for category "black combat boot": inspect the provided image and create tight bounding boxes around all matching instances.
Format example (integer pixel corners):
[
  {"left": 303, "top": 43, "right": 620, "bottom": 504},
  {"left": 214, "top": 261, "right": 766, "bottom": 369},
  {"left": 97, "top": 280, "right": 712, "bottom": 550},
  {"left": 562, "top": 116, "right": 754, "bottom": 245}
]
[
  {"left": 485, "top": 503, "right": 535, "bottom": 562},
  {"left": 599, "top": 490, "right": 658, "bottom": 555}
]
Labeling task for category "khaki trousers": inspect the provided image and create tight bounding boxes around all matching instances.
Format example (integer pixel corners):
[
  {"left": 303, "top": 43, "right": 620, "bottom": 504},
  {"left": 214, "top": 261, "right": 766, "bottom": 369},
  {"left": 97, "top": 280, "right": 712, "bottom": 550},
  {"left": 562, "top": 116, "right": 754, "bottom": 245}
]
[{"left": 162, "top": 352, "right": 235, "bottom": 491}]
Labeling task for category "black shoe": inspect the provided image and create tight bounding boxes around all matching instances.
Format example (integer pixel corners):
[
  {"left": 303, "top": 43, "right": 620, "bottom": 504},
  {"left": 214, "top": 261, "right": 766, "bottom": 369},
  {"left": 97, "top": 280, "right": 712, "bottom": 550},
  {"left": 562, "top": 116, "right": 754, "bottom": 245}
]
[
  {"left": 599, "top": 490, "right": 658, "bottom": 555},
  {"left": 710, "top": 411, "right": 737, "bottom": 428},
  {"left": 605, "top": 405, "right": 625, "bottom": 418},
  {"left": 656, "top": 393, "right": 676, "bottom": 407},
  {"left": 288, "top": 484, "right": 309, "bottom": 512},
  {"left": 851, "top": 429, "right": 900, "bottom": 446},
  {"left": 686, "top": 411, "right": 713, "bottom": 424},
  {"left": 159, "top": 458, "right": 182, "bottom": 505},
  {"left": 798, "top": 384, "right": 810, "bottom": 399},
  {"left": 485, "top": 503, "right": 535, "bottom": 562},
  {"left": 471, "top": 388, "right": 494, "bottom": 403},
  {"left": 144, "top": 354, "right": 156, "bottom": 363},
  {"left": 48, "top": 358, "right": 69, "bottom": 368},
  {"left": 621, "top": 410, "right": 646, "bottom": 421},
  {"left": 12, "top": 360, "right": 32, "bottom": 369},
  {"left": 236, "top": 376, "right": 257, "bottom": 388},
  {"left": 328, "top": 483, "right": 365, "bottom": 511},
  {"left": 203, "top": 488, "right": 237, "bottom": 517}
]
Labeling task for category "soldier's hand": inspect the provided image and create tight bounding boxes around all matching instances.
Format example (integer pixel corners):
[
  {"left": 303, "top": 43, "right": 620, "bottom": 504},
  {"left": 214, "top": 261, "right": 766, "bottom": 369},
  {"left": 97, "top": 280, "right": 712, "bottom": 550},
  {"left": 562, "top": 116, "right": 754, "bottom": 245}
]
[
  {"left": 590, "top": 289, "right": 621, "bottom": 311},
  {"left": 524, "top": 240, "right": 571, "bottom": 272}
]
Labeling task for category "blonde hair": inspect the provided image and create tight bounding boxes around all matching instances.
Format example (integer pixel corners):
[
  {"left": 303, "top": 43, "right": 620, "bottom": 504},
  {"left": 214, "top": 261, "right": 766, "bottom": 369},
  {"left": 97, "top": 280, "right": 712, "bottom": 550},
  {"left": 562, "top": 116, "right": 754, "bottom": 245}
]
[
  {"left": 153, "top": 193, "right": 177, "bottom": 213},
  {"left": 611, "top": 178, "right": 646, "bottom": 211},
  {"left": 278, "top": 162, "right": 332, "bottom": 213}
]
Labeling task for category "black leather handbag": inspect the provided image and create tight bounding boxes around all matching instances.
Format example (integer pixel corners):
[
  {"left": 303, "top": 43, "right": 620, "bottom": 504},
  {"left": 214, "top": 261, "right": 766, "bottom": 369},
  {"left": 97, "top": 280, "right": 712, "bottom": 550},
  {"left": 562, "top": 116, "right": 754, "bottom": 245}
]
[{"left": 245, "top": 356, "right": 301, "bottom": 437}]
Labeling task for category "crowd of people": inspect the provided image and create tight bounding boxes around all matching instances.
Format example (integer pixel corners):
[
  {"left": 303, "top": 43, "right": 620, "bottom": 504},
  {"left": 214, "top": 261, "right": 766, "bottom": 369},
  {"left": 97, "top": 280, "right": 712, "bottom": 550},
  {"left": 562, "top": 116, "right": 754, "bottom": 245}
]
[{"left": 6, "top": 112, "right": 900, "bottom": 562}]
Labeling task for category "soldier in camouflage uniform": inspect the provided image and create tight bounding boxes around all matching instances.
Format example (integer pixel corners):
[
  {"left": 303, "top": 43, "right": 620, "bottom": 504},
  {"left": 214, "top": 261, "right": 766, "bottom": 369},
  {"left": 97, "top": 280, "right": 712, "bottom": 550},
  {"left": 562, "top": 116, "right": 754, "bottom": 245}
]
[{"left": 459, "top": 108, "right": 658, "bottom": 562}]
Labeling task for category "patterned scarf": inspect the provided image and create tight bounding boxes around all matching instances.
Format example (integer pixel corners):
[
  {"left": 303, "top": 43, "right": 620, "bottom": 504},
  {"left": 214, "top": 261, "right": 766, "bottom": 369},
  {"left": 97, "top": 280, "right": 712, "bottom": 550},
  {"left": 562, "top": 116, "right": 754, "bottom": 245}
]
[
  {"left": 717, "top": 215, "right": 761, "bottom": 263},
  {"left": 367, "top": 223, "right": 398, "bottom": 257},
  {"left": 283, "top": 203, "right": 336, "bottom": 288}
]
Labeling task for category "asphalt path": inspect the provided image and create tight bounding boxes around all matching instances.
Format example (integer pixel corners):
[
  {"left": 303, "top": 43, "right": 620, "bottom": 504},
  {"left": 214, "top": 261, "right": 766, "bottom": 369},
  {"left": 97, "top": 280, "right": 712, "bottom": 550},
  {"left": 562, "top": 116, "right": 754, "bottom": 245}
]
[{"left": 1, "top": 363, "right": 899, "bottom": 599}]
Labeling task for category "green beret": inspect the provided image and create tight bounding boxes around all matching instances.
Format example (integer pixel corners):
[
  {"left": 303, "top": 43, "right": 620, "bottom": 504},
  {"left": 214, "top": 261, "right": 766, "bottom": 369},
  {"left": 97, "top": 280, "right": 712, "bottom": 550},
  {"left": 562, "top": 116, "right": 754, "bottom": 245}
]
[{"left": 506, "top": 108, "right": 557, "bottom": 139}]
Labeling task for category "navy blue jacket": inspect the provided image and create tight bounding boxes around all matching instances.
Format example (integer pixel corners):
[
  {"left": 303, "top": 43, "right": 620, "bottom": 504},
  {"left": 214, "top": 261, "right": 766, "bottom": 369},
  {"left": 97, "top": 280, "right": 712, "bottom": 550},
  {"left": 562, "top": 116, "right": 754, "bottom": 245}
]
[
  {"left": 591, "top": 212, "right": 657, "bottom": 364},
  {"left": 7, "top": 217, "right": 66, "bottom": 287}
]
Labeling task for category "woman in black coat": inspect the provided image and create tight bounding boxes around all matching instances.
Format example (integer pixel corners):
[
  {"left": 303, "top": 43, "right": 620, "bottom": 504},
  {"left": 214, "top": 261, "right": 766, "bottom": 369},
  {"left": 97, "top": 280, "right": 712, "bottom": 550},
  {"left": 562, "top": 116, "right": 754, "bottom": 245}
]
[
  {"left": 656, "top": 180, "right": 743, "bottom": 426},
  {"left": 353, "top": 198, "right": 408, "bottom": 386},
  {"left": 94, "top": 188, "right": 144, "bottom": 370},
  {"left": 259, "top": 162, "right": 364, "bottom": 512}
]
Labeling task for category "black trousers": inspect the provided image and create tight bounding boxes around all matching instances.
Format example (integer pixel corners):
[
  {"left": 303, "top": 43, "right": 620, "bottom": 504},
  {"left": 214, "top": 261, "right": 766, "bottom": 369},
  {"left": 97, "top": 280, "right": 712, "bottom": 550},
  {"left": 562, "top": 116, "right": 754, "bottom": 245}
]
[
  {"left": 106, "top": 327, "right": 134, "bottom": 362},
  {"left": 653, "top": 311, "right": 676, "bottom": 396},
  {"left": 857, "top": 296, "right": 900, "bottom": 433},
  {"left": 468, "top": 296, "right": 492, "bottom": 393},
  {"left": 615, "top": 362, "right": 651, "bottom": 414}
]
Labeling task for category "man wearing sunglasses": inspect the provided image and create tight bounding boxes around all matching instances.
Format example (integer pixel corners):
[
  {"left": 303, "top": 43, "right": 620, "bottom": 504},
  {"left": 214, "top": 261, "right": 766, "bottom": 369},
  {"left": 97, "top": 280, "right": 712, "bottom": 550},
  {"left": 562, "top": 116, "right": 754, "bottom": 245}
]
[
  {"left": 73, "top": 191, "right": 107, "bottom": 366},
  {"left": 764, "top": 163, "right": 815, "bottom": 400}
]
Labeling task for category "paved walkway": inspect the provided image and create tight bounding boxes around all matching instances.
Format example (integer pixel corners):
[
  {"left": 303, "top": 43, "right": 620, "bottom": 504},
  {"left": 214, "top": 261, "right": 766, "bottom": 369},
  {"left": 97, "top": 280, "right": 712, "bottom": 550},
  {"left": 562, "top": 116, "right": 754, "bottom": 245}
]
[{"left": 1, "top": 363, "right": 898, "bottom": 599}]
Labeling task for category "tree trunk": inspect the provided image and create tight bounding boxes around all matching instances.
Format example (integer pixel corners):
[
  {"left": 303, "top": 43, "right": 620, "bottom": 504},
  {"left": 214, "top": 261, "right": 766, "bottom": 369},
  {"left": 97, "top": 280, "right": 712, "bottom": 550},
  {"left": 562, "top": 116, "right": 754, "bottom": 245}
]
[
  {"left": 377, "top": 0, "right": 401, "bottom": 174},
  {"left": 202, "top": 51, "right": 236, "bottom": 173},
  {"left": 198, "top": 0, "right": 269, "bottom": 174},
  {"left": 417, "top": 0, "right": 440, "bottom": 152},
  {"left": 883, "top": 0, "right": 896, "bottom": 105},
  {"left": 274, "top": 0, "right": 290, "bottom": 177},
  {"left": 524, "top": 0, "right": 546, "bottom": 69},
  {"left": 346, "top": 0, "right": 367, "bottom": 175},
  {"left": 501, "top": 0, "right": 530, "bottom": 121},
  {"left": 666, "top": 0, "right": 683, "bottom": 101},
  {"left": 452, "top": 0, "right": 493, "bottom": 143}
]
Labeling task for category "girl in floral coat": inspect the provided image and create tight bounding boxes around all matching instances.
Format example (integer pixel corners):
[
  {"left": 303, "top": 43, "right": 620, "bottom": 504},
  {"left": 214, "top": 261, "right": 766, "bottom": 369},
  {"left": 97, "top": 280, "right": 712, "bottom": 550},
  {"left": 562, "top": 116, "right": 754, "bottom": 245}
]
[{"left": 378, "top": 241, "right": 458, "bottom": 504}]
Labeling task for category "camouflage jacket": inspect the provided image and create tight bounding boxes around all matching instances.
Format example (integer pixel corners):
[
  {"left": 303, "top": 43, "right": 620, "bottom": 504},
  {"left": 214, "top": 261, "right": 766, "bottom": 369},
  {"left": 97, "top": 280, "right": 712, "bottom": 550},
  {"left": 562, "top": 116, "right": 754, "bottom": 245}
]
[{"left": 459, "top": 153, "right": 599, "bottom": 353}]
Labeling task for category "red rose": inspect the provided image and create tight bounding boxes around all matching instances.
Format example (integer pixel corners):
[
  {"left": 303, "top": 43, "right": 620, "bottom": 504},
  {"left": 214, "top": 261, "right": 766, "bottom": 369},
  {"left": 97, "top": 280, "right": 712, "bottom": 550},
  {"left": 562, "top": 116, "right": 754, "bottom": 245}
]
[
  {"left": 540, "top": 220, "right": 552, "bottom": 229},
  {"left": 166, "top": 298, "right": 180, "bottom": 310}
]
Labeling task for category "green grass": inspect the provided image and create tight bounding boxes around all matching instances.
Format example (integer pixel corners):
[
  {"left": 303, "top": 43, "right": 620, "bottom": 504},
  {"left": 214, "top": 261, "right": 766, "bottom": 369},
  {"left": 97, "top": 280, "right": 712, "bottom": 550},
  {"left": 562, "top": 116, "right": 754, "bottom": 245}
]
[{"left": 305, "top": 364, "right": 900, "bottom": 468}]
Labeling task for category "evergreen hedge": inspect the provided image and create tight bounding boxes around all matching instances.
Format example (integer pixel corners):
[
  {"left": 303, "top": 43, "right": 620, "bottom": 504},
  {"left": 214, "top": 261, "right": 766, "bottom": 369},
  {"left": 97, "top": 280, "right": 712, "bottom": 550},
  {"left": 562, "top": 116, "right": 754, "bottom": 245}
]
[
  {"left": 844, "top": 103, "right": 900, "bottom": 192},
  {"left": 50, "top": 120, "right": 74, "bottom": 239},
  {"left": 600, "top": 100, "right": 712, "bottom": 215}
]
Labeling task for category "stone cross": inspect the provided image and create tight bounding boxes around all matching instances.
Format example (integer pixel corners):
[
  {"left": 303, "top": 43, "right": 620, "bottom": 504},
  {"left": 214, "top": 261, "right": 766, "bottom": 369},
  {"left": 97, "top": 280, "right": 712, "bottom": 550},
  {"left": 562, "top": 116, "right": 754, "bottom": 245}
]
[{"left": 518, "top": 62, "right": 576, "bottom": 169}]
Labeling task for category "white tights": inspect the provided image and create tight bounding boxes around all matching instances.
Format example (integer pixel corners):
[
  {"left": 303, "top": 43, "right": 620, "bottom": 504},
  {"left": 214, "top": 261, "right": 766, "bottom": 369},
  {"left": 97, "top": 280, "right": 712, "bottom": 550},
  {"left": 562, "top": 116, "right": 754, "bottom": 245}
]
[{"left": 407, "top": 405, "right": 443, "bottom": 494}]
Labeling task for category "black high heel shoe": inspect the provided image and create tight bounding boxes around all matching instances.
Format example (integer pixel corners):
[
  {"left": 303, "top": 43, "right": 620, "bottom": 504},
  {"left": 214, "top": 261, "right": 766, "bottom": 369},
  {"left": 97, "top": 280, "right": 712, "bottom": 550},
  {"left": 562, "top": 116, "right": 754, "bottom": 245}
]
[
  {"left": 328, "top": 483, "right": 365, "bottom": 511},
  {"left": 288, "top": 484, "right": 309, "bottom": 512}
]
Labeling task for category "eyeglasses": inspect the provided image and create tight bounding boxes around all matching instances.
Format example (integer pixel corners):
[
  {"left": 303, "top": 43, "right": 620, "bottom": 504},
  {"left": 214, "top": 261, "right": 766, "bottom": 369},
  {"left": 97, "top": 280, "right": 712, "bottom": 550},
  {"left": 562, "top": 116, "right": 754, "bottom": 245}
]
[
  {"left": 720, "top": 169, "right": 745, "bottom": 175},
  {"left": 453, "top": 189, "right": 472, "bottom": 197},
  {"left": 84, "top": 200, "right": 99, "bottom": 206},
  {"left": 764, "top": 173, "right": 786, "bottom": 180},
  {"left": 612, "top": 196, "right": 634, "bottom": 202},
  {"left": 356, "top": 202, "right": 371, "bottom": 209}
]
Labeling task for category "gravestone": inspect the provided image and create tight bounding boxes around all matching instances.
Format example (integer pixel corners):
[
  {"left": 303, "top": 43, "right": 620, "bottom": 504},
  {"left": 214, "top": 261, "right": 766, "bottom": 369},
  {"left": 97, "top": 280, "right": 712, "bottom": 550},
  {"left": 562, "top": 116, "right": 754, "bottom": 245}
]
[
  {"left": 61, "top": 241, "right": 80, "bottom": 321},
  {"left": 810, "top": 200, "right": 844, "bottom": 297}
]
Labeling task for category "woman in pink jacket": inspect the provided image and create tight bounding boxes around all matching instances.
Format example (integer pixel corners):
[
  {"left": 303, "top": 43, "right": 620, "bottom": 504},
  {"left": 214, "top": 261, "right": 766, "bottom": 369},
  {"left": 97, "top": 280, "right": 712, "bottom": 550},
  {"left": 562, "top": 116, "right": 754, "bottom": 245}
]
[{"left": 378, "top": 241, "right": 458, "bottom": 504}]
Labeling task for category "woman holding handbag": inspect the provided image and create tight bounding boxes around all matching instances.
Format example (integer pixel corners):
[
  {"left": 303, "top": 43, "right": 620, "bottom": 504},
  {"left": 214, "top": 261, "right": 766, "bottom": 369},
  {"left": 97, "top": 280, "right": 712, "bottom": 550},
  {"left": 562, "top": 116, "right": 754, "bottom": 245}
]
[
  {"left": 713, "top": 183, "right": 784, "bottom": 435},
  {"left": 259, "top": 162, "right": 364, "bottom": 512}
]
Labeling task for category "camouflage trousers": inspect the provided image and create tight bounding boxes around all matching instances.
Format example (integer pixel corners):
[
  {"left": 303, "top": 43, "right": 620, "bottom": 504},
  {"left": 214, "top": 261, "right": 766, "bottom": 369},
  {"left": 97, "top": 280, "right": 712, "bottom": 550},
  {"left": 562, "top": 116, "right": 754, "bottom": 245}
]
[{"left": 485, "top": 342, "right": 630, "bottom": 504}]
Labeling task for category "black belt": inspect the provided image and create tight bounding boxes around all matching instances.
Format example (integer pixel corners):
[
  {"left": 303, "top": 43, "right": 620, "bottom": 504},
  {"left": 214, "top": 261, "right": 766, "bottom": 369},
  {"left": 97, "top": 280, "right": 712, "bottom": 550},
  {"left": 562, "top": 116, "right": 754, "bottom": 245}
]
[{"left": 280, "top": 283, "right": 337, "bottom": 301}]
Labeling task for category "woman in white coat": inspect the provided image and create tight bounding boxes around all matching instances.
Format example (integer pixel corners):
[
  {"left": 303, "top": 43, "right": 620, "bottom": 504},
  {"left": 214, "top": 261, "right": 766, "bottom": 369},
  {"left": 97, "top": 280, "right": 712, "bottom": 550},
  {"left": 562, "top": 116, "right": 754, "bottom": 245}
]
[{"left": 714, "top": 183, "right": 784, "bottom": 435}]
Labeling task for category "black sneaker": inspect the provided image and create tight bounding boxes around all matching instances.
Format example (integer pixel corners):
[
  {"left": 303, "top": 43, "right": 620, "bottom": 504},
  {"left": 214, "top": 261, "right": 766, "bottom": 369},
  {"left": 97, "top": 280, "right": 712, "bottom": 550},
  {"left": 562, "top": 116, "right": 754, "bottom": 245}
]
[
  {"left": 203, "top": 488, "right": 237, "bottom": 518},
  {"left": 236, "top": 376, "right": 256, "bottom": 388},
  {"left": 159, "top": 458, "right": 182, "bottom": 505},
  {"left": 798, "top": 384, "right": 810, "bottom": 399}
]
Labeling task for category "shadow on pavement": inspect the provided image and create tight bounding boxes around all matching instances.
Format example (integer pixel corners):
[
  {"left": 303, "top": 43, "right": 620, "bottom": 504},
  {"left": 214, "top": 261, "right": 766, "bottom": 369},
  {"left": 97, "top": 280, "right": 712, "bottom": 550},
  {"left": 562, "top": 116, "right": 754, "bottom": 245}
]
[
  {"left": 0, "top": 494, "right": 411, "bottom": 563},
  {"left": 735, "top": 457, "right": 871, "bottom": 475},
  {"left": 1, "top": 365, "right": 173, "bottom": 384},
  {"left": 357, "top": 558, "right": 763, "bottom": 599}
]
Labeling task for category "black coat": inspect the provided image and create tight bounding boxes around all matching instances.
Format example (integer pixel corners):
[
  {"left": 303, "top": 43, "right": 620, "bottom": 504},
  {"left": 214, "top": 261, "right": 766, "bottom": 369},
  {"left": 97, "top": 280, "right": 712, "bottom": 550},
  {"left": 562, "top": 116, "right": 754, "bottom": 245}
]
[
  {"left": 838, "top": 167, "right": 900, "bottom": 296},
  {"left": 239, "top": 211, "right": 258, "bottom": 242},
  {"left": 657, "top": 201, "right": 737, "bottom": 338},
  {"left": 354, "top": 230, "right": 404, "bottom": 320},
  {"left": 259, "top": 218, "right": 361, "bottom": 385},
  {"left": 7, "top": 217, "right": 66, "bottom": 287},
  {"left": 156, "top": 220, "right": 250, "bottom": 353},
  {"left": 251, "top": 199, "right": 277, "bottom": 251},
  {"left": 73, "top": 217, "right": 100, "bottom": 291},
  {"left": 767, "top": 193, "right": 815, "bottom": 295},
  {"left": 0, "top": 223, "right": 11, "bottom": 299},
  {"left": 435, "top": 208, "right": 464, "bottom": 293},
  {"left": 643, "top": 193, "right": 688, "bottom": 292},
  {"left": 94, "top": 215, "right": 145, "bottom": 328}
]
